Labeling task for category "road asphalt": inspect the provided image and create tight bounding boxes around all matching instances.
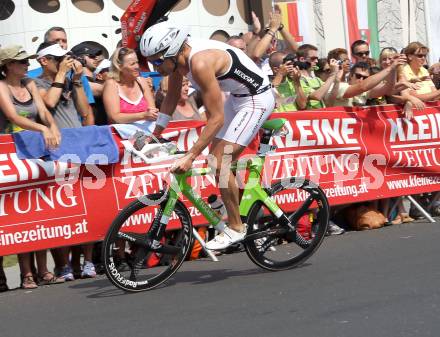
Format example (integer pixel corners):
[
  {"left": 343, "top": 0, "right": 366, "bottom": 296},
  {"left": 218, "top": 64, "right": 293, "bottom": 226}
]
[{"left": 1, "top": 220, "right": 439, "bottom": 337}]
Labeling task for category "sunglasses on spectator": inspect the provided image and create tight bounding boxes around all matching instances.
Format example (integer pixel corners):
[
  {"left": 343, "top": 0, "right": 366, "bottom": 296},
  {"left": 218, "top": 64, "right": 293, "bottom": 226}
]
[
  {"left": 414, "top": 53, "right": 427, "bottom": 59},
  {"left": 354, "top": 73, "right": 369, "bottom": 80},
  {"left": 308, "top": 56, "right": 319, "bottom": 61},
  {"left": 355, "top": 51, "right": 370, "bottom": 57}
]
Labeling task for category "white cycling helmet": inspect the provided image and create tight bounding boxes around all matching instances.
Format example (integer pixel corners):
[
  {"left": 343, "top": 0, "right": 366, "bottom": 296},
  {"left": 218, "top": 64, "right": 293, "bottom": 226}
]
[{"left": 140, "top": 21, "right": 190, "bottom": 58}]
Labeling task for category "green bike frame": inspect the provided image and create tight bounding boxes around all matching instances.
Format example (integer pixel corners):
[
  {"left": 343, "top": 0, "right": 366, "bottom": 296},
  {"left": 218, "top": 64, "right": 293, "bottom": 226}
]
[
  {"left": 155, "top": 117, "right": 289, "bottom": 231},
  {"left": 157, "top": 157, "right": 284, "bottom": 231}
]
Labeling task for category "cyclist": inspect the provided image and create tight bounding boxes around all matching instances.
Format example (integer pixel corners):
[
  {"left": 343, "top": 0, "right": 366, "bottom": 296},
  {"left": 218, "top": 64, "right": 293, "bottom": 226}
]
[{"left": 140, "top": 22, "right": 275, "bottom": 250}]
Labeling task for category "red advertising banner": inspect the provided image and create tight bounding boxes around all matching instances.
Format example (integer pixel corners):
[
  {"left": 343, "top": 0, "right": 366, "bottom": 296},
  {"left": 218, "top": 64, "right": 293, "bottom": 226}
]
[{"left": 1, "top": 103, "right": 440, "bottom": 255}]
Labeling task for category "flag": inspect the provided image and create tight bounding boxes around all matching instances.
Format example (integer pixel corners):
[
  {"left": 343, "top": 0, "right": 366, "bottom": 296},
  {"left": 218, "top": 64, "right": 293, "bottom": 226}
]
[
  {"left": 345, "top": 0, "right": 379, "bottom": 58},
  {"left": 276, "top": 0, "right": 314, "bottom": 44}
]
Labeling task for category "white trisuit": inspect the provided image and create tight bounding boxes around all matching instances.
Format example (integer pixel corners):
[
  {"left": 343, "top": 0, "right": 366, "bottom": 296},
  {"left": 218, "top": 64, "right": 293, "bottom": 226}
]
[{"left": 185, "top": 38, "right": 275, "bottom": 146}]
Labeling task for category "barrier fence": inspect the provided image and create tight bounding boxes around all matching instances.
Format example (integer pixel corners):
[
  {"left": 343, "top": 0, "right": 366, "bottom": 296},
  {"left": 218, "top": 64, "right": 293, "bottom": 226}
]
[{"left": 1, "top": 103, "right": 440, "bottom": 255}]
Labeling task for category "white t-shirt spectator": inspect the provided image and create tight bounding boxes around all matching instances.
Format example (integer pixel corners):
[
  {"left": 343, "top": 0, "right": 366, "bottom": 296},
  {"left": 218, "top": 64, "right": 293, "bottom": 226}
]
[{"left": 326, "top": 82, "right": 370, "bottom": 107}]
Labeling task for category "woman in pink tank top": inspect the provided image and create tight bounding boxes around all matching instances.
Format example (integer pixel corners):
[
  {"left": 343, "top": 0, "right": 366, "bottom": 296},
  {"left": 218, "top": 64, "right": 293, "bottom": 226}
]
[{"left": 103, "top": 47, "right": 158, "bottom": 123}]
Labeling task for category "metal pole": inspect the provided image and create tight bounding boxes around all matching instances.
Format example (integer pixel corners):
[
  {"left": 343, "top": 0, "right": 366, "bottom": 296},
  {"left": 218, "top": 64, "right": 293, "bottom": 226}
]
[
  {"left": 192, "top": 228, "right": 219, "bottom": 262},
  {"left": 406, "top": 195, "right": 436, "bottom": 223}
]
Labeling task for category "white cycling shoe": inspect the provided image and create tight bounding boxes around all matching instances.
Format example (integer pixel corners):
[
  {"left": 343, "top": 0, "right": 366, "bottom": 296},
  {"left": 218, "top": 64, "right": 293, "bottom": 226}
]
[{"left": 205, "top": 226, "right": 247, "bottom": 250}]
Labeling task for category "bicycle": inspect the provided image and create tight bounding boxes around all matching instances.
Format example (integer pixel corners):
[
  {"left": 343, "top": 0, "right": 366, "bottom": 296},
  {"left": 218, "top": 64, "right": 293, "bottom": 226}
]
[{"left": 103, "top": 118, "right": 330, "bottom": 292}]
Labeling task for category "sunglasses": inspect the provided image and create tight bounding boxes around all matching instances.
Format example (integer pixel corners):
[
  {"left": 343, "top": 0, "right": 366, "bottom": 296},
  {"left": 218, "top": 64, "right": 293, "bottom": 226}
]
[
  {"left": 354, "top": 73, "right": 369, "bottom": 80},
  {"left": 151, "top": 56, "right": 166, "bottom": 67},
  {"left": 355, "top": 51, "right": 370, "bottom": 57},
  {"left": 308, "top": 56, "right": 319, "bottom": 61},
  {"left": 414, "top": 53, "right": 427, "bottom": 59}
]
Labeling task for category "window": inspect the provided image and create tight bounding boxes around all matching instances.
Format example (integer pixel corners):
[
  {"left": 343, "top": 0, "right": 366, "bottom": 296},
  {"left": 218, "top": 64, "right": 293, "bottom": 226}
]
[
  {"left": 0, "top": 0, "right": 15, "bottom": 21},
  {"left": 203, "top": 0, "right": 230, "bottom": 16},
  {"left": 172, "top": 0, "right": 191, "bottom": 12},
  {"left": 29, "top": 0, "right": 60, "bottom": 14},
  {"left": 112, "top": 0, "right": 131, "bottom": 10},
  {"left": 72, "top": 0, "right": 104, "bottom": 13}
]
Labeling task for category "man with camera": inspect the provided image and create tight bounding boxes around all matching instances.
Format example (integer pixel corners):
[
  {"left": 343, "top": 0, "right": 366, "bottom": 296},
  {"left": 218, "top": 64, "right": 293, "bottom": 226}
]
[
  {"left": 269, "top": 51, "right": 306, "bottom": 112},
  {"left": 34, "top": 41, "right": 96, "bottom": 280},
  {"left": 295, "top": 44, "right": 340, "bottom": 110},
  {"left": 70, "top": 42, "right": 102, "bottom": 83},
  {"left": 34, "top": 42, "right": 91, "bottom": 130}
]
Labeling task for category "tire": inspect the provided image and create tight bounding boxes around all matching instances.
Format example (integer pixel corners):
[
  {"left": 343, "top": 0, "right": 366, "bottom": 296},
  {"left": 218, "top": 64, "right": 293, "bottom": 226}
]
[
  {"left": 103, "top": 193, "right": 193, "bottom": 292},
  {"left": 244, "top": 178, "right": 329, "bottom": 271}
]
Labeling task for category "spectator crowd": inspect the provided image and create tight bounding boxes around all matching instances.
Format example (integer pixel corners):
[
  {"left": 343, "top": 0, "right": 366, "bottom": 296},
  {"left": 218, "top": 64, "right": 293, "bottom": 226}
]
[{"left": 1, "top": 7, "right": 440, "bottom": 291}]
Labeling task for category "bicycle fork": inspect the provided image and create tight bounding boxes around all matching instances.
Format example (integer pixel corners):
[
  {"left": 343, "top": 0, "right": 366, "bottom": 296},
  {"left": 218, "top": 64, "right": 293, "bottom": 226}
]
[{"left": 116, "top": 191, "right": 181, "bottom": 255}]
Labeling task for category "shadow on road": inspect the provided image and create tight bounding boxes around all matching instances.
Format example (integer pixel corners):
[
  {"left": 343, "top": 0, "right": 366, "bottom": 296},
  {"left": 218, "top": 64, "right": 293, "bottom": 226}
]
[{"left": 68, "top": 262, "right": 310, "bottom": 299}]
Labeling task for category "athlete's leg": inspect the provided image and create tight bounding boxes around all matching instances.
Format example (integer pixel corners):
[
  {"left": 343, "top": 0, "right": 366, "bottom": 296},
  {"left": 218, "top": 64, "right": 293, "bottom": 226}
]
[
  {"left": 209, "top": 138, "right": 246, "bottom": 233},
  {"left": 206, "top": 90, "right": 274, "bottom": 249}
]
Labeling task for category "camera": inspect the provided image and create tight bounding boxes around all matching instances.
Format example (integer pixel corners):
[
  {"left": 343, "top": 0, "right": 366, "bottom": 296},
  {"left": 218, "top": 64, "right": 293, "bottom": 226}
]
[
  {"left": 283, "top": 53, "right": 297, "bottom": 64},
  {"left": 65, "top": 52, "right": 86, "bottom": 66},
  {"left": 283, "top": 53, "right": 310, "bottom": 70},
  {"left": 293, "top": 60, "right": 310, "bottom": 70}
]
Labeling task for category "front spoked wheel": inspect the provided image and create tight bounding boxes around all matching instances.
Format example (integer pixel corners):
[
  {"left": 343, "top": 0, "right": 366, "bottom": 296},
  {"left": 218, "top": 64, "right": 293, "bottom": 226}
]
[
  {"left": 245, "top": 178, "right": 329, "bottom": 271},
  {"left": 103, "top": 193, "right": 193, "bottom": 292}
]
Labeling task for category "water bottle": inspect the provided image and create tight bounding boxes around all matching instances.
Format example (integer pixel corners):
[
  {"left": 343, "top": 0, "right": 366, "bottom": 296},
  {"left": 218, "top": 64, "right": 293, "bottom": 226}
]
[
  {"left": 207, "top": 194, "right": 226, "bottom": 218},
  {"left": 132, "top": 130, "right": 147, "bottom": 151}
]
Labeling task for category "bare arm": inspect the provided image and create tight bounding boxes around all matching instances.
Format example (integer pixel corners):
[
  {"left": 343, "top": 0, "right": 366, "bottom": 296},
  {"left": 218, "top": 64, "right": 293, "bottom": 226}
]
[
  {"left": 189, "top": 58, "right": 224, "bottom": 158},
  {"left": 368, "top": 56, "right": 408, "bottom": 98},
  {"left": 0, "top": 81, "right": 58, "bottom": 148},
  {"left": 324, "top": 70, "right": 344, "bottom": 107},
  {"left": 186, "top": 59, "right": 224, "bottom": 159},
  {"left": 288, "top": 67, "right": 307, "bottom": 110},
  {"left": 39, "top": 58, "right": 73, "bottom": 109},
  {"left": 90, "top": 81, "right": 103, "bottom": 97},
  {"left": 274, "top": 4, "right": 297, "bottom": 52},
  {"left": 279, "top": 26, "right": 298, "bottom": 53},
  {"left": 250, "top": 12, "right": 281, "bottom": 61},
  {"left": 343, "top": 65, "right": 398, "bottom": 99},
  {"left": 408, "top": 88, "right": 440, "bottom": 102},
  {"left": 168, "top": 56, "right": 225, "bottom": 174},
  {"left": 309, "top": 59, "right": 339, "bottom": 101},
  {"left": 26, "top": 80, "right": 61, "bottom": 145},
  {"left": 103, "top": 79, "right": 155, "bottom": 124},
  {"left": 72, "top": 84, "right": 93, "bottom": 126}
]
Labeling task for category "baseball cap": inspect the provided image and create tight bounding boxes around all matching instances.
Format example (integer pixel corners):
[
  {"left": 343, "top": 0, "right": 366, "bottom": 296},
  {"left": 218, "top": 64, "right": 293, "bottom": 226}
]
[
  {"left": 0, "top": 45, "right": 36, "bottom": 66},
  {"left": 71, "top": 42, "right": 102, "bottom": 57},
  {"left": 93, "top": 59, "right": 111, "bottom": 77},
  {"left": 37, "top": 43, "right": 68, "bottom": 59}
]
